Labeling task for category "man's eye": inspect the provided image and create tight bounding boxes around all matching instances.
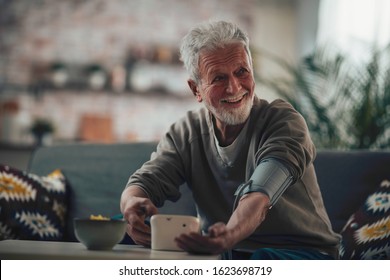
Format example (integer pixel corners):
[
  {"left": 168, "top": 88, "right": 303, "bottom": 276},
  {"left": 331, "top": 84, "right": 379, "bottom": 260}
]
[
  {"left": 237, "top": 68, "right": 248, "bottom": 76},
  {"left": 213, "top": 76, "right": 224, "bottom": 83}
]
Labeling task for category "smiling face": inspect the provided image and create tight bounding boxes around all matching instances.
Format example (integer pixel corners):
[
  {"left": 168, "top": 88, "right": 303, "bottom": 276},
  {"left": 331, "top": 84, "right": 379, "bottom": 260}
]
[{"left": 188, "top": 43, "right": 255, "bottom": 127}]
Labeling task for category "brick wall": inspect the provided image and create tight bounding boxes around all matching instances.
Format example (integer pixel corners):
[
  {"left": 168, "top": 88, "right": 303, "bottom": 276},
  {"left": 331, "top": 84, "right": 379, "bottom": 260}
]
[
  {"left": 0, "top": 0, "right": 256, "bottom": 85},
  {"left": 0, "top": 0, "right": 300, "bottom": 144}
]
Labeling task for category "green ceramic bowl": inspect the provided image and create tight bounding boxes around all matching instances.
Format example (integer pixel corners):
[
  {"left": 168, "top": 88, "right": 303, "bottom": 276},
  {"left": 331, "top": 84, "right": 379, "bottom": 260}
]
[{"left": 74, "top": 218, "right": 127, "bottom": 250}]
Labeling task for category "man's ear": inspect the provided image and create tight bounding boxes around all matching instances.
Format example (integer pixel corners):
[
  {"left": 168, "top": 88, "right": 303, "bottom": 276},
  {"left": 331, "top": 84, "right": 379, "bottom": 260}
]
[{"left": 188, "top": 79, "right": 202, "bottom": 102}]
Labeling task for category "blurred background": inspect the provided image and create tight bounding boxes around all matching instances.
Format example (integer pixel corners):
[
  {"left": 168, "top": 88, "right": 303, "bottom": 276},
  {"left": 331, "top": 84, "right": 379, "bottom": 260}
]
[{"left": 0, "top": 0, "right": 389, "bottom": 169}]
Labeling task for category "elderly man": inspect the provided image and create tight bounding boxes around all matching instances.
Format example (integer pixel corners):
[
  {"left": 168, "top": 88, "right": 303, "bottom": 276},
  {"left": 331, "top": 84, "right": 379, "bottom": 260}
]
[{"left": 120, "top": 21, "right": 340, "bottom": 259}]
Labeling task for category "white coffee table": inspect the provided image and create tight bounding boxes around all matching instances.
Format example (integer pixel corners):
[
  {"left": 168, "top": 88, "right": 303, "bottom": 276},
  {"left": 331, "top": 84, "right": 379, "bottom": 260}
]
[{"left": 0, "top": 240, "right": 220, "bottom": 260}]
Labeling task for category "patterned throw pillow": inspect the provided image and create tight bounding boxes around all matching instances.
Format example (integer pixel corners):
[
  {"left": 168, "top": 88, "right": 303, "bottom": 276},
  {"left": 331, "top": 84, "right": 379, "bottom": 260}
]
[
  {"left": 0, "top": 164, "right": 68, "bottom": 241},
  {"left": 340, "top": 180, "right": 390, "bottom": 259}
]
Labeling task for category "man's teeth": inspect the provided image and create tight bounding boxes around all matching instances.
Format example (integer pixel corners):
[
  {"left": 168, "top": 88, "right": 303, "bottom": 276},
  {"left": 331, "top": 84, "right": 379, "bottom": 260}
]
[{"left": 222, "top": 93, "right": 246, "bottom": 103}]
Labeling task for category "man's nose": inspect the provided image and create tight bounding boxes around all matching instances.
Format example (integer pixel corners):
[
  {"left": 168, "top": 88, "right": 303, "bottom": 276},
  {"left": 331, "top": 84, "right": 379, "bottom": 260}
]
[{"left": 226, "top": 76, "right": 241, "bottom": 94}]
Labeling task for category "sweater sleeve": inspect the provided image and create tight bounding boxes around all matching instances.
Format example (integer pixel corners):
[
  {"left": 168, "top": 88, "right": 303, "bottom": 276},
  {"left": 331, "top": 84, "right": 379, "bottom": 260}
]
[
  {"left": 253, "top": 99, "right": 316, "bottom": 180},
  {"left": 126, "top": 122, "right": 188, "bottom": 207}
]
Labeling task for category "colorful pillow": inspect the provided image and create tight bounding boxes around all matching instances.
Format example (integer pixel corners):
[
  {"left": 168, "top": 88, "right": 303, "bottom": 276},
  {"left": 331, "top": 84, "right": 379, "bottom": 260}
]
[
  {"left": 0, "top": 164, "right": 68, "bottom": 241},
  {"left": 340, "top": 180, "right": 390, "bottom": 259}
]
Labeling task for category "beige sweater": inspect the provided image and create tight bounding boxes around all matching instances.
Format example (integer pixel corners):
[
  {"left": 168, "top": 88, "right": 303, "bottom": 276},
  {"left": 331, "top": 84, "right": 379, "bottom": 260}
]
[{"left": 128, "top": 97, "right": 341, "bottom": 258}]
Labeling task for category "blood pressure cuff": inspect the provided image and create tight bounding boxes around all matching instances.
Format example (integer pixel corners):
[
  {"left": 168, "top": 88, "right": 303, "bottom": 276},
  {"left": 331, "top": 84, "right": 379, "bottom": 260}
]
[{"left": 235, "top": 158, "right": 294, "bottom": 206}]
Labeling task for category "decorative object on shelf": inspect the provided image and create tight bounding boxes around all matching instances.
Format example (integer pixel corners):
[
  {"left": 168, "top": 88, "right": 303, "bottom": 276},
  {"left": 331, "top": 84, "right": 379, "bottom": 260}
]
[
  {"left": 129, "top": 62, "right": 189, "bottom": 95},
  {"left": 30, "top": 118, "right": 55, "bottom": 146},
  {"left": 111, "top": 65, "right": 126, "bottom": 93},
  {"left": 154, "top": 45, "right": 173, "bottom": 63},
  {"left": 79, "top": 114, "right": 113, "bottom": 143},
  {"left": 85, "top": 64, "right": 107, "bottom": 91},
  {"left": 50, "top": 62, "right": 68, "bottom": 88},
  {"left": 0, "top": 99, "right": 22, "bottom": 144}
]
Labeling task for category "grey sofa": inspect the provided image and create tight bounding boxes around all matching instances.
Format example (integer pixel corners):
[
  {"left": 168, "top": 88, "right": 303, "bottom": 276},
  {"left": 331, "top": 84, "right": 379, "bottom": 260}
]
[
  {"left": 28, "top": 143, "right": 390, "bottom": 257},
  {"left": 28, "top": 142, "right": 197, "bottom": 242}
]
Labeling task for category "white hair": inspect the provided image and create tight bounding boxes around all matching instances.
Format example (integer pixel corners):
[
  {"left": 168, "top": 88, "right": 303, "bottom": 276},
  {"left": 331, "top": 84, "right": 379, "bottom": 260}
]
[{"left": 180, "top": 20, "right": 252, "bottom": 83}]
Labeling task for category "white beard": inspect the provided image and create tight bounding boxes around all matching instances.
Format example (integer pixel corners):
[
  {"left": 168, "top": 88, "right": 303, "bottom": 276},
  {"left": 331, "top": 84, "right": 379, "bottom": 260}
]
[{"left": 203, "top": 94, "right": 253, "bottom": 125}]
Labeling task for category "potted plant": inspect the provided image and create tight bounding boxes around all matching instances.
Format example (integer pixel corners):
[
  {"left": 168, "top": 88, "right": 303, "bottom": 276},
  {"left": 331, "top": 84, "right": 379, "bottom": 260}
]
[
  {"left": 50, "top": 62, "right": 68, "bottom": 88},
  {"left": 85, "top": 64, "right": 107, "bottom": 90},
  {"left": 30, "top": 118, "right": 55, "bottom": 146},
  {"left": 255, "top": 45, "right": 390, "bottom": 150}
]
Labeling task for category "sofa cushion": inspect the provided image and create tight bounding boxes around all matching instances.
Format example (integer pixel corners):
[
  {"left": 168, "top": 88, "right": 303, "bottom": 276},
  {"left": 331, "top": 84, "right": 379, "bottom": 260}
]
[
  {"left": 0, "top": 164, "right": 68, "bottom": 241},
  {"left": 340, "top": 179, "right": 390, "bottom": 259}
]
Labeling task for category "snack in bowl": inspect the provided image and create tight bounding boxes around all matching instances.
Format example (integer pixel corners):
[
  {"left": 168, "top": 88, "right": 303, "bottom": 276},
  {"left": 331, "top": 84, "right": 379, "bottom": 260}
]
[
  {"left": 89, "top": 214, "right": 110, "bottom": 220},
  {"left": 73, "top": 215, "right": 126, "bottom": 250}
]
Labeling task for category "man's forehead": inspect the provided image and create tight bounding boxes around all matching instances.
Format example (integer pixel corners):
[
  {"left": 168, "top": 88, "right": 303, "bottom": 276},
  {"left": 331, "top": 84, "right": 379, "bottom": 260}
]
[
  {"left": 199, "top": 42, "right": 246, "bottom": 57},
  {"left": 199, "top": 45, "right": 250, "bottom": 72}
]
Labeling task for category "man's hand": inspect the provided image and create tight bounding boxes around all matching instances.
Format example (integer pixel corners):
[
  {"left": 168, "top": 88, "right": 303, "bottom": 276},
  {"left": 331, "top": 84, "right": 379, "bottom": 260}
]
[
  {"left": 175, "top": 222, "right": 233, "bottom": 254},
  {"left": 175, "top": 192, "right": 270, "bottom": 255},
  {"left": 120, "top": 186, "right": 158, "bottom": 247}
]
